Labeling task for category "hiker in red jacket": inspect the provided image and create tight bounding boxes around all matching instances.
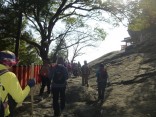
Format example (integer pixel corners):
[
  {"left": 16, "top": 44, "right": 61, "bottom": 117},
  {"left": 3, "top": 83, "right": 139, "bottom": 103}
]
[{"left": 39, "top": 59, "right": 51, "bottom": 97}]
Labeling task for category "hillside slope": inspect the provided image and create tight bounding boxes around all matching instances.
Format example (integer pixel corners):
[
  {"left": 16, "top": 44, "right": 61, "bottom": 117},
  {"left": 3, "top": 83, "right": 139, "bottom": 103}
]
[
  {"left": 14, "top": 37, "right": 156, "bottom": 117},
  {"left": 88, "top": 37, "right": 156, "bottom": 117}
]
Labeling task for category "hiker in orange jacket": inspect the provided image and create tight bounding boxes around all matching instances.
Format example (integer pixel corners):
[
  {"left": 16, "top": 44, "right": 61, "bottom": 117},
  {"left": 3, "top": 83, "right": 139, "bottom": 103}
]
[{"left": 0, "top": 50, "right": 35, "bottom": 117}]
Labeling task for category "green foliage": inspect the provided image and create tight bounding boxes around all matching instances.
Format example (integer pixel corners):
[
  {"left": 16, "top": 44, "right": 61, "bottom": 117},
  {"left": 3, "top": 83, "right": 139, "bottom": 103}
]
[
  {"left": 94, "top": 27, "right": 107, "bottom": 40},
  {"left": 18, "top": 40, "right": 42, "bottom": 65},
  {"left": 0, "top": 38, "right": 41, "bottom": 65},
  {"left": 128, "top": 18, "right": 150, "bottom": 31},
  {"left": 1, "top": 0, "right": 129, "bottom": 62},
  {"left": 128, "top": 0, "right": 156, "bottom": 31},
  {"left": 0, "top": 2, "right": 40, "bottom": 65},
  {"left": 0, "top": 6, "right": 17, "bottom": 39},
  {"left": 0, "top": 38, "right": 14, "bottom": 51},
  {"left": 63, "top": 17, "right": 77, "bottom": 25}
]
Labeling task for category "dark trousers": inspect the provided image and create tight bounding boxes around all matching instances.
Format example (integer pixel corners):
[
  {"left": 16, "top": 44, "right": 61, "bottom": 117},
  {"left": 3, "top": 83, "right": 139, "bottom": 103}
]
[
  {"left": 82, "top": 74, "right": 89, "bottom": 86},
  {"left": 97, "top": 82, "right": 107, "bottom": 100},
  {"left": 51, "top": 87, "right": 66, "bottom": 116},
  {"left": 7, "top": 95, "right": 17, "bottom": 117},
  {"left": 39, "top": 76, "right": 51, "bottom": 96},
  {"left": 0, "top": 102, "right": 4, "bottom": 117}
]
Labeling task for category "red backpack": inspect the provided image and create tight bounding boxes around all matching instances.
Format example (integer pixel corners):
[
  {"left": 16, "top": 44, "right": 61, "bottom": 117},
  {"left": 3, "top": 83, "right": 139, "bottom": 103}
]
[{"left": 39, "top": 64, "right": 49, "bottom": 77}]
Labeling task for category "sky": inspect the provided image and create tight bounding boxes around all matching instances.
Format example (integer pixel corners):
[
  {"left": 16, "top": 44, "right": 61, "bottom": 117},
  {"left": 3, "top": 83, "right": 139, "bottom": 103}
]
[
  {"left": 29, "top": 1, "right": 130, "bottom": 64},
  {"left": 31, "top": 20, "right": 129, "bottom": 65},
  {"left": 74, "top": 25, "right": 130, "bottom": 65}
]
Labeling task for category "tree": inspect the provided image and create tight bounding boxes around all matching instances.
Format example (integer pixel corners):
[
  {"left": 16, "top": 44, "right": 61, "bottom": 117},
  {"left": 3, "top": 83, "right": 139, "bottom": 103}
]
[
  {"left": 0, "top": 0, "right": 25, "bottom": 57},
  {"left": 126, "top": 0, "right": 156, "bottom": 31},
  {"left": 1, "top": 0, "right": 127, "bottom": 62},
  {"left": 0, "top": 3, "right": 17, "bottom": 40},
  {"left": 64, "top": 15, "right": 108, "bottom": 60},
  {"left": 0, "top": 0, "right": 42, "bottom": 64},
  {"left": 21, "top": 0, "right": 127, "bottom": 62},
  {"left": 0, "top": 37, "right": 41, "bottom": 65},
  {"left": 67, "top": 26, "right": 107, "bottom": 63}
]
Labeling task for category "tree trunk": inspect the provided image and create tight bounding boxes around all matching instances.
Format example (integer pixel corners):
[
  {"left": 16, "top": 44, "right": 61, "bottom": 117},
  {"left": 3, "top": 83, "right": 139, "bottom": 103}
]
[{"left": 15, "top": 12, "right": 22, "bottom": 58}]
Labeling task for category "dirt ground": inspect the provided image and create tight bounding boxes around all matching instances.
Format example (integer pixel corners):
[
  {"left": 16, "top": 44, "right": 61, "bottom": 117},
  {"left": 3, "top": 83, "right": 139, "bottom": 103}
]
[
  {"left": 14, "top": 44, "right": 156, "bottom": 117},
  {"left": 14, "top": 76, "right": 99, "bottom": 117}
]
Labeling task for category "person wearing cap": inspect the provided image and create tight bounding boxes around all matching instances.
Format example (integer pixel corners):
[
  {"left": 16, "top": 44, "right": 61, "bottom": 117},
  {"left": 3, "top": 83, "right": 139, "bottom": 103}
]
[
  {"left": 81, "top": 60, "right": 90, "bottom": 87},
  {"left": 50, "top": 57, "right": 68, "bottom": 117},
  {"left": 96, "top": 63, "right": 108, "bottom": 102},
  {"left": 0, "top": 50, "right": 35, "bottom": 117}
]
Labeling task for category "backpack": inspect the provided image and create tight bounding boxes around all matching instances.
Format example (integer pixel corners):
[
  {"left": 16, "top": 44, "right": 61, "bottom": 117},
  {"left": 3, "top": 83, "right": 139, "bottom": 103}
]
[
  {"left": 0, "top": 69, "right": 9, "bottom": 117},
  {"left": 52, "top": 65, "right": 66, "bottom": 84},
  {"left": 39, "top": 64, "right": 49, "bottom": 77},
  {"left": 97, "top": 69, "right": 108, "bottom": 82}
]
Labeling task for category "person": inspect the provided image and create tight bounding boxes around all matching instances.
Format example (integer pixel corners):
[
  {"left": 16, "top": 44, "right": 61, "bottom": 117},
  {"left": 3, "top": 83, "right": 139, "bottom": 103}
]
[
  {"left": 66, "top": 62, "right": 72, "bottom": 78},
  {"left": 50, "top": 57, "right": 68, "bottom": 117},
  {"left": 81, "top": 60, "right": 90, "bottom": 87},
  {"left": 72, "top": 62, "right": 78, "bottom": 77},
  {"left": 96, "top": 63, "right": 108, "bottom": 102},
  {"left": 77, "top": 61, "right": 81, "bottom": 77},
  {"left": 38, "top": 59, "right": 51, "bottom": 97},
  {"left": 0, "top": 50, "right": 35, "bottom": 117}
]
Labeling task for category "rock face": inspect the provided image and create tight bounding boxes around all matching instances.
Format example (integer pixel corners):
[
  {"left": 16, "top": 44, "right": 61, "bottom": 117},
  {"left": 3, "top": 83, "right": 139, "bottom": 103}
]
[
  {"left": 14, "top": 32, "right": 156, "bottom": 117},
  {"left": 88, "top": 33, "right": 156, "bottom": 117}
]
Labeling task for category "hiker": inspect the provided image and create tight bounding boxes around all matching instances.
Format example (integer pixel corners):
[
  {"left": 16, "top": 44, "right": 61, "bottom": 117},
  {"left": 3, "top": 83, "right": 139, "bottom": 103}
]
[
  {"left": 81, "top": 60, "right": 90, "bottom": 87},
  {"left": 38, "top": 58, "right": 51, "bottom": 97},
  {"left": 0, "top": 50, "right": 35, "bottom": 117},
  {"left": 96, "top": 63, "right": 108, "bottom": 101},
  {"left": 50, "top": 57, "right": 68, "bottom": 117},
  {"left": 72, "top": 62, "right": 78, "bottom": 77},
  {"left": 77, "top": 61, "right": 81, "bottom": 77},
  {"left": 66, "top": 62, "right": 72, "bottom": 78}
]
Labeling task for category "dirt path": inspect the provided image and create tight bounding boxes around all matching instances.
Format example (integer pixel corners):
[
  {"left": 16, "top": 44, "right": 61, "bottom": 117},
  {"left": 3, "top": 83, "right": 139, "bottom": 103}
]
[{"left": 14, "top": 76, "right": 96, "bottom": 117}]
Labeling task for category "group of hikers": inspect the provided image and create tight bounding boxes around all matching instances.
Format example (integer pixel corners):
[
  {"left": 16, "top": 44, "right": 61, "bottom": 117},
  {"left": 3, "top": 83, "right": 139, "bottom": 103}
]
[
  {"left": 62, "top": 61, "right": 82, "bottom": 78},
  {"left": 0, "top": 50, "right": 109, "bottom": 117}
]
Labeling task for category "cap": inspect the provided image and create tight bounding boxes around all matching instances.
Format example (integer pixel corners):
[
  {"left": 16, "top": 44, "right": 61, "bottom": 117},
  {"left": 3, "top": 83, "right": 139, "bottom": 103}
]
[{"left": 0, "top": 50, "right": 18, "bottom": 66}]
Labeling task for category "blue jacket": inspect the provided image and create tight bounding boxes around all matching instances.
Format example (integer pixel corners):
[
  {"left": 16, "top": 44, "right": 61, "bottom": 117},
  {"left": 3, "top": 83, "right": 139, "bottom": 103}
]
[{"left": 96, "top": 68, "right": 108, "bottom": 83}]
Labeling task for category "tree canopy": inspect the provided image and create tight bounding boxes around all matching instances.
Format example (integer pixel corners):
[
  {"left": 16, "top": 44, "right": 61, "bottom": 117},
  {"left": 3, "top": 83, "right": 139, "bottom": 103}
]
[
  {"left": 127, "top": 0, "right": 156, "bottom": 31},
  {"left": 1, "top": 0, "right": 130, "bottom": 62}
]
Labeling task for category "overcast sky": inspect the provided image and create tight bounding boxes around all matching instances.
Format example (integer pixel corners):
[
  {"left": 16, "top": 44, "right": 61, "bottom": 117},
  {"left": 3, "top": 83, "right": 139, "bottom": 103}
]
[{"left": 73, "top": 24, "right": 130, "bottom": 65}]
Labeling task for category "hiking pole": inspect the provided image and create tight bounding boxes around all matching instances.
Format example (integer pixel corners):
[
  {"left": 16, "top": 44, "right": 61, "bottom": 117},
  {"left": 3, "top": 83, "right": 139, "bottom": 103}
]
[{"left": 30, "top": 63, "right": 34, "bottom": 117}]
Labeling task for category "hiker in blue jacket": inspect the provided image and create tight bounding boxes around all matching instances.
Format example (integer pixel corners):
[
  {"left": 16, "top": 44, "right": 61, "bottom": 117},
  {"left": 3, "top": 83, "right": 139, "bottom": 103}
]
[
  {"left": 96, "top": 63, "right": 108, "bottom": 101},
  {"left": 50, "top": 57, "right": 68, "bottom": 117}
]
